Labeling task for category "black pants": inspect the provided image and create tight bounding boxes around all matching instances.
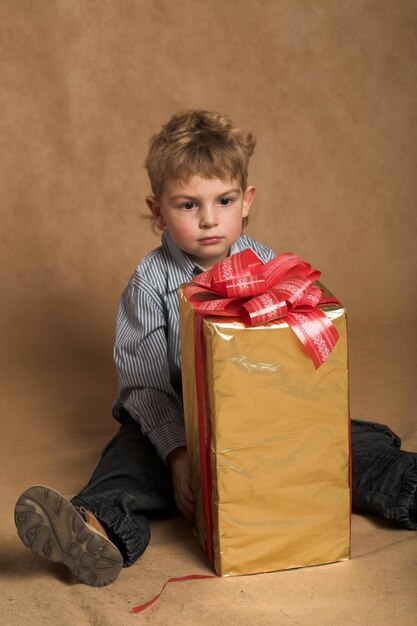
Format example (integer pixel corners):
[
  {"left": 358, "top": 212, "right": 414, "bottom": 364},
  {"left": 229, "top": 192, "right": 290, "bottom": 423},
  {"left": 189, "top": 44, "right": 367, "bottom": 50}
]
[{"left": 71, "top": 411, "right": 417, "bottom": 567}]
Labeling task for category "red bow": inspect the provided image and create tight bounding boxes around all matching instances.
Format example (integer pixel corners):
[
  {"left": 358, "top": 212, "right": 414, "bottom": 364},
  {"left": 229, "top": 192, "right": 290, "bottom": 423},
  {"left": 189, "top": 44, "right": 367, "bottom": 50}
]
[{"left": 183, "top": 249, "right": 340, "bottom": 368}]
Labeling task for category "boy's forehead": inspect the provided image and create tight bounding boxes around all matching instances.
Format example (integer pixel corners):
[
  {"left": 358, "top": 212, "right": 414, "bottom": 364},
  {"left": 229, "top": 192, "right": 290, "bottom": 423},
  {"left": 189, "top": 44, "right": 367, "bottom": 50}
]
[{"left": 163, "top": 175, "right": 241, "bottom": 198}]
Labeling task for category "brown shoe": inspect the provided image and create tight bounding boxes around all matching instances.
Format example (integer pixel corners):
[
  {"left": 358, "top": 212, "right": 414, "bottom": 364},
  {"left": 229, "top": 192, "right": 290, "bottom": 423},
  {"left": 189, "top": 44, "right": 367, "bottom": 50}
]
[{"left": 14, "top": 485, "right": 123, "bottom": 587}]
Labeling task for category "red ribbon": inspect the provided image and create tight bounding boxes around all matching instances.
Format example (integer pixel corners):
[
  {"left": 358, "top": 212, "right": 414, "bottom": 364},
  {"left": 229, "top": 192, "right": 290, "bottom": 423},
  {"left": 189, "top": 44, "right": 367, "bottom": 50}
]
[
  {"left": 132, "top": 574, "right": 213, "bottom": 613},
  {"left": 184, "top": 249, "right": 340, "bottom": 368},
  {"left": 193, "top": 312, "right": 215, "bottom": 567}
]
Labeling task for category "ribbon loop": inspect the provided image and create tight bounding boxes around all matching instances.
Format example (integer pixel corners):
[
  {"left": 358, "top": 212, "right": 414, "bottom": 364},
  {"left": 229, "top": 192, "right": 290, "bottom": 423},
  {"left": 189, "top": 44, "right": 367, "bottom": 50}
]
[
  {"left": 225, "top": 273, "right": 266, "bottom": 298},
  {"left": 243, "top": 290, "right": 288, "bottom": 325}
]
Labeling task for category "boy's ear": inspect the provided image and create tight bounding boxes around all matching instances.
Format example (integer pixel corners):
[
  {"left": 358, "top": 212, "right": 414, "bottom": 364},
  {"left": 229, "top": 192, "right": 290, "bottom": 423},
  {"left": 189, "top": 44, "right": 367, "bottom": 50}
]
[
  {"left": 146, "top": 196, "right": 166, "bottom": 229},
  {"left": 242, "top": 185, "right": 256, "bottom": 218}
]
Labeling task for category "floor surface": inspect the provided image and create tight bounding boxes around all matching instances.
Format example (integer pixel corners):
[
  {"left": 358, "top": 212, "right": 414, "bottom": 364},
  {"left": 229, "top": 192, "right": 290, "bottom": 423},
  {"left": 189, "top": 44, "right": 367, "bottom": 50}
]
[{"left": 1, "top": 322, "right": 416, "bottom": 625}]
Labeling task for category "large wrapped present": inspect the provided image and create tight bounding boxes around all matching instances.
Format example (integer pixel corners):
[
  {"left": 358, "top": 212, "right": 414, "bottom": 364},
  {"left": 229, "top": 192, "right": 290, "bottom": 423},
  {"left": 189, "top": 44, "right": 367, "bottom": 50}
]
[{"left": 179, "top": 250, "right": 350, "bottom": 577}]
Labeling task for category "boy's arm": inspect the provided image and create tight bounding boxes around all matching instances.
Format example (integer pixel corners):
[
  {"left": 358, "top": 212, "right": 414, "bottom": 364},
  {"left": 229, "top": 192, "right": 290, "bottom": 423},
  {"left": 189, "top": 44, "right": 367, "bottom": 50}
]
[{"left": 114, "top": 282, "right": 186, "bottom": 463}]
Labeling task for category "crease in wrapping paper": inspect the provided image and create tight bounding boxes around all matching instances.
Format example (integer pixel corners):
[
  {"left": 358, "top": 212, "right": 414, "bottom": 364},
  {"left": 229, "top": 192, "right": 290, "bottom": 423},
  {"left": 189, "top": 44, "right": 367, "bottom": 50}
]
[{"left": 179, "top": 289, "right": 351, "bottom": 577}]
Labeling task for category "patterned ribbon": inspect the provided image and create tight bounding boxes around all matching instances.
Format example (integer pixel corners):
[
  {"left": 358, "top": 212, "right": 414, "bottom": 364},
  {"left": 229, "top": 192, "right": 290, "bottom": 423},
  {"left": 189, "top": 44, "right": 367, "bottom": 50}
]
[{"left": 184, "top": 249, "right": 340, "bottom": 368}]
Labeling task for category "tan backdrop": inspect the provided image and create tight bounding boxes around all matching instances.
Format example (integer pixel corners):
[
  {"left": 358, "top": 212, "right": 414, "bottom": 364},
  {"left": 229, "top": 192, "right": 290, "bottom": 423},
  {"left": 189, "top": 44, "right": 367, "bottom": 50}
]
[
  {"left": 1, "top": 2, "right": 416, "bottom": 625},
  {"left": 2, "top": 0, "right": 416, "bottom": 366}
]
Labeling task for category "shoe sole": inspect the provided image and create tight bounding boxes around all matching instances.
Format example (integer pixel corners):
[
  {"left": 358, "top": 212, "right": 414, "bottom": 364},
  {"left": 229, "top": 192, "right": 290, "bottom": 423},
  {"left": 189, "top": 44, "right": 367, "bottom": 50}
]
[{"left": 14, "top": 485, "right": 123, "bottom": 587}]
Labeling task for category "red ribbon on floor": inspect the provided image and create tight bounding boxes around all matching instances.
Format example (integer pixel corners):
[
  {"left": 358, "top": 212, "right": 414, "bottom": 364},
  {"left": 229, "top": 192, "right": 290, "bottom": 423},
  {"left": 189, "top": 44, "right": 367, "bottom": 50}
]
[
  {"left": 184, "top": 249, "right": 341, "bottom": 566},
  {"left": 183, "top": 249, "right": 340, "bottom": 369},
  {"left": 132, "top": 574, "right": 213, "bottom": 613}
]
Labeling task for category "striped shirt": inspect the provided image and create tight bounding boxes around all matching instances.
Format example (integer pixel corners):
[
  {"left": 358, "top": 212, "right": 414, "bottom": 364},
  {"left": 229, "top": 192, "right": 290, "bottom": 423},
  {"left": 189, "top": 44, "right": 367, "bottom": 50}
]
[{"left": 113, "top": 229, "right": 275, "bottom": 463}]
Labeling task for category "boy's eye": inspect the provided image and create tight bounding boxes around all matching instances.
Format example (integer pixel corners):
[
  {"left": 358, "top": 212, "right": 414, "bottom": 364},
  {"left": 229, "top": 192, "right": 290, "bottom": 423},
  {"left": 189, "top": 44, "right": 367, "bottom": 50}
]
[
  {"left": 180, "top": 201, "right": 196, "bottom": 210},
  {"left": 218, "top": 197, "right": 233, "bottom": 206}
]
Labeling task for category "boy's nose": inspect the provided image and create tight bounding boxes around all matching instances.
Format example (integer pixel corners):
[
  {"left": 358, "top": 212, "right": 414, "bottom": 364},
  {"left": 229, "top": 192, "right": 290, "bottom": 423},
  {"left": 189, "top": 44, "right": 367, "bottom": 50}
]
[{"left": 199, "top": 205, "right": 218, "bottom": 228}]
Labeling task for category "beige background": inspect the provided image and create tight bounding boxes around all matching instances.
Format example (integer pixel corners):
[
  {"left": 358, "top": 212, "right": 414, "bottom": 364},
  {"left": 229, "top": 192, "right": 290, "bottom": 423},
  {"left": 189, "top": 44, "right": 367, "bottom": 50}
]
[{"left": 1, "top": 1, "right": 416, "bottom": 624}]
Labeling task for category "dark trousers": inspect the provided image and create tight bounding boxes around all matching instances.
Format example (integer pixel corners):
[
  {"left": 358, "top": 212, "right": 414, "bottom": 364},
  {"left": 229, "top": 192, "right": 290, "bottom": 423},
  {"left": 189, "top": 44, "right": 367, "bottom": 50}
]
[{"left": 71, "top": 412, "right": 417, "bottom": 567}]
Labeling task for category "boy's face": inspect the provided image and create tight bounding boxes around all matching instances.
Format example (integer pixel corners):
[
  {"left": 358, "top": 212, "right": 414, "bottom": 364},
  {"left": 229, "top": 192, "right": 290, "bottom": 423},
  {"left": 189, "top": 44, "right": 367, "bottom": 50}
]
[{"left": 146, "top": 175, "right": 255, "bottom": 269}]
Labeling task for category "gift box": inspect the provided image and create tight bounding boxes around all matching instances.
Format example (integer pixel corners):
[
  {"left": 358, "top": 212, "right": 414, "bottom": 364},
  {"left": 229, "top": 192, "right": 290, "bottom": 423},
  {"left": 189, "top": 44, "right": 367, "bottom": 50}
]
[{"left": 179, "top": 251, "right": 350, "bottom": 577}]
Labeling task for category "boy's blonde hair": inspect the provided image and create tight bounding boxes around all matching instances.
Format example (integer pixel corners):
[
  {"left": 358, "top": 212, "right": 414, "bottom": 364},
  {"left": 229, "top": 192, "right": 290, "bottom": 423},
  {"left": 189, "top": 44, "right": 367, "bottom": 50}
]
[{"left": 145, "top": 110, "right": 256, "bottom": 200}]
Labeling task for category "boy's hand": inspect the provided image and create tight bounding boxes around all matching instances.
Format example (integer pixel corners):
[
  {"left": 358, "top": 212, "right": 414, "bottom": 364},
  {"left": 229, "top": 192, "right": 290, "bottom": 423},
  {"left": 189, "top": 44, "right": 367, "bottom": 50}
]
[{"left": 167, "top": 446, "right": 195, "bottom": 522}]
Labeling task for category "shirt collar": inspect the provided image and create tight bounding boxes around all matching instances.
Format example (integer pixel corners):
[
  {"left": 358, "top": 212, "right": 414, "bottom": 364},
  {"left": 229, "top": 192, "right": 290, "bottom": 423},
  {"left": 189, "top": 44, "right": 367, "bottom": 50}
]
[
  {"left": 230, "top": 239, "right": 240, "bottom": 255},
  {"left": 162, "top": 230, "right": 244, "bottom": 292},
  {"left": 162, "top": 230, "right": 202, "bottom": 292}
]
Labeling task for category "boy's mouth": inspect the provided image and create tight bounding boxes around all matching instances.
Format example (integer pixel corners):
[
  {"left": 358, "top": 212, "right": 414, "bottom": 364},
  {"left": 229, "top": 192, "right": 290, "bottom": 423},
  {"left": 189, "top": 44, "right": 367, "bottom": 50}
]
[{"left": 198, "top": 236, "right": 223, "bottom": 245}]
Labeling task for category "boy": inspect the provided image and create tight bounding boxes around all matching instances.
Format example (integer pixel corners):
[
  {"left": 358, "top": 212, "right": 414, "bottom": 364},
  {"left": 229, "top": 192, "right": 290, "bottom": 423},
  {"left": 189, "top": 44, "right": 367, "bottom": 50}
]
[{"left": 15, "top": 110, "right": 417, "bottom": 588}]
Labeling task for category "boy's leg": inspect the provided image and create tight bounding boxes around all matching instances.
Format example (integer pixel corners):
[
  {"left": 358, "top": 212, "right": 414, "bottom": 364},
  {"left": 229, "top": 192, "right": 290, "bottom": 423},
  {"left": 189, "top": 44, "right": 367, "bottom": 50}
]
[
  {"left": 351, "top": 419, "right": 417, "bottom": 529},
  {"left": 70, "top": 409, "right": 177, "bottom": 566},
  {"left": 15, "top": 485, "right": 124, "bottom": 587},
  {"left": 15, "top": 410, "right": 177, "bottom": 585}
]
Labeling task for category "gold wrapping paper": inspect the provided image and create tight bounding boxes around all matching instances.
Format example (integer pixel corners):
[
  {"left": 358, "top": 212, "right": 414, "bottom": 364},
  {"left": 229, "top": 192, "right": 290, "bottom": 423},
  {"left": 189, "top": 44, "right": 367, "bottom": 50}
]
[{"left": 179, "top": 287, "right": 350, "bottom": 577}]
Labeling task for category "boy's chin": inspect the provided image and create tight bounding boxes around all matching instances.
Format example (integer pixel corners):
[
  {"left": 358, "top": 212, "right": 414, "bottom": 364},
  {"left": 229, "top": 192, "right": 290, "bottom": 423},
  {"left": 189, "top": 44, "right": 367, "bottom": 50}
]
[{"left": 189, "top": 249, "right": 231, "bottom": 270}]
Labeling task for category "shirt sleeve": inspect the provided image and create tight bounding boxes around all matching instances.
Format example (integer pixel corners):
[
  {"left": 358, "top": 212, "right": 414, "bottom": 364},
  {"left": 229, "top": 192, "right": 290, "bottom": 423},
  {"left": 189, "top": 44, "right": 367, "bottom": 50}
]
[{"left": 113, "top": 280, "right": 186, "bottom": 463}]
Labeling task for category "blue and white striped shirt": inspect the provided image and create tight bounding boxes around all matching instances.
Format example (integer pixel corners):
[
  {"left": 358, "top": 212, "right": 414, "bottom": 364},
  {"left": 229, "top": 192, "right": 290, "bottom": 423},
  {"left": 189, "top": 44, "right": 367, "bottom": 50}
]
[{"left": 113, "top": 230, "right": 275, "bottom": 463}]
